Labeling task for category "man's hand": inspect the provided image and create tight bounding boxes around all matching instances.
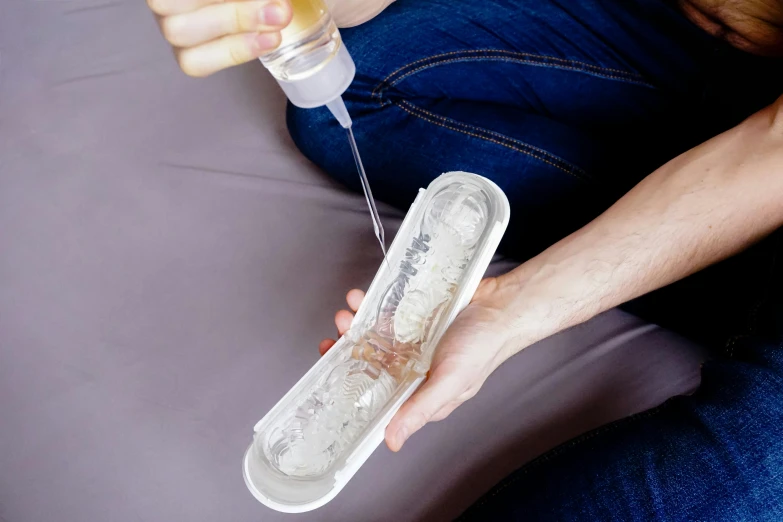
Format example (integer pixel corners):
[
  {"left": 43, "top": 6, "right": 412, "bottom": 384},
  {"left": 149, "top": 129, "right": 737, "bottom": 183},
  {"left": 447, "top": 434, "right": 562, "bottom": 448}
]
[
  {"left": 147, "top": 0, "right": 292, "bottom": 77},
  {"left": 319, "top": 278, "right": 551, "bottom": 452},
  {"left": 321, "top": 95, "right": 783, "bottom": 452},
  {"left": 382, "top": 278, "right": 524, "bottom": 451}
]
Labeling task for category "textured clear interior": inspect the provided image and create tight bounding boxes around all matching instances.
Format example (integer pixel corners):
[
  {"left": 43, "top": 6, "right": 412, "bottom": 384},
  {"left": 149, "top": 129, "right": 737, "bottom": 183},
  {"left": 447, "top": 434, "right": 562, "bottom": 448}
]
[{"left": 257, "top": 182, "right": 491, "bottom": 479}]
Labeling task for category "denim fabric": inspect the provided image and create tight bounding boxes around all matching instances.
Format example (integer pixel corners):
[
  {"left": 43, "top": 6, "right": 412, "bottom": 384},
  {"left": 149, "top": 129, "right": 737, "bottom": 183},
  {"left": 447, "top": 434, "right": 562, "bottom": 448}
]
[
  {"left": 458, "top": 230, "right": 783, "bottom": 521},
  {"left": 288, "top": 0, "right": 782, "bottom": 260},
  {"left": 287, "top": 0, "right": 783, "bottom": 519}
]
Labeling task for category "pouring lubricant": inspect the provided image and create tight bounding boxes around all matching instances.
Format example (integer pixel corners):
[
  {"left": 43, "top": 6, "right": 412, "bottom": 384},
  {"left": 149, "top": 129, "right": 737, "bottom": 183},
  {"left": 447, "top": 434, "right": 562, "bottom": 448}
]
[{"left": 258, "top": 0, "right": 388, "bottom": 261}]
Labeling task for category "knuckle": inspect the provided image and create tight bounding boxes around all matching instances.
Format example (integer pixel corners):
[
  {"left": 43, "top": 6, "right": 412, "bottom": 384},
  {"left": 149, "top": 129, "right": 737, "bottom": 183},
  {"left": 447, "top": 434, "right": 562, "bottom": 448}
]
[
  {"left": 457, "top": 383, "right": 481, "bottom": 403},
  {"left": 409, "top": 409, "right": 431, "bottom": 430},
  {"left": 228, "top": 42, "right": 246, "bottom": 67},
  {"left": 458, "top": 388, "right": 477, "bottom": 402},
  {"left": 231, "top": 3, "right": 243, "bottom": 33},
  {"left": 433, "top": 401, "right": 459, "bottom": 422},
  {"left": 267, "top": 31, "right": 282, "bottom": 50}
]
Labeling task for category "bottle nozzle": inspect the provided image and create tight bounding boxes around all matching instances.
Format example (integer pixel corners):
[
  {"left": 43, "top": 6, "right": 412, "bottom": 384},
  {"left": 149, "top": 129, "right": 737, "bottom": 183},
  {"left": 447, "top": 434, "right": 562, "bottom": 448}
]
[{"left": 326, "top": 96, "right": 352, "bottom": 128}]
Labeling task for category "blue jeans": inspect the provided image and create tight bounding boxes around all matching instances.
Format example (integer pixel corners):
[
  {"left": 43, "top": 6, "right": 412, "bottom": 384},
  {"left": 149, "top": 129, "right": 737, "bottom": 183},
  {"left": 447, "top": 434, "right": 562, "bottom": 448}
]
[{"left": 288, "top": 0, "right": 783, "bottom": 519}]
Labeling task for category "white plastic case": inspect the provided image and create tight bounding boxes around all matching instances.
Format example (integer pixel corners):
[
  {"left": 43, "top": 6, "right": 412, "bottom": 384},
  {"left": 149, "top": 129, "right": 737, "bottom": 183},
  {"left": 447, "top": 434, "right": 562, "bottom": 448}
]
[{"left": 243, "top": 172, "right": 510, "bottom": 512}]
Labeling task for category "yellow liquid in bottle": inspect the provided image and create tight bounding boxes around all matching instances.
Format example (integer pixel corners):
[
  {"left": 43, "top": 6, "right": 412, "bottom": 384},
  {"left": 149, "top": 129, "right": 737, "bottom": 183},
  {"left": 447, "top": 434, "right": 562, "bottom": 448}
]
[
  {"left": 282, "top": 0, "right": 327, "bottom": 39},
  {"left": 260, "top": 0, "right": 341, "bottom": 81}
]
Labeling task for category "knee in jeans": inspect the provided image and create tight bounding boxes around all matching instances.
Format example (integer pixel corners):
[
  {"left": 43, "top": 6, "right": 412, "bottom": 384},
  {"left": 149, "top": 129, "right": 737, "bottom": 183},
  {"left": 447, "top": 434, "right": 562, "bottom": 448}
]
[{"left": 286, "top": 103, "right": 358, "bottom": 188}]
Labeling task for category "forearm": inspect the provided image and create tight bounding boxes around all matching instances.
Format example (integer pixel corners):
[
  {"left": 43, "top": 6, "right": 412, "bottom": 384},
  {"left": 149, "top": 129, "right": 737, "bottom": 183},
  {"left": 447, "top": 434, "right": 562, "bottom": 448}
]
[
  {"left": 498, "top": 98, "right": 783, "bottom": 354},
  {"left": 325, "top": 0, "right": 395, "bottom": 28}
]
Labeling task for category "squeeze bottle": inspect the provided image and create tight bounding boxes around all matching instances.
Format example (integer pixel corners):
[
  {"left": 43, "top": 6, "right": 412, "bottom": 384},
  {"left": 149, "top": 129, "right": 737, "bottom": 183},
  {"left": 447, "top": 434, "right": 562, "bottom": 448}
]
[{"left": 259, "top": 0, "right": 354, "bottom": 127}]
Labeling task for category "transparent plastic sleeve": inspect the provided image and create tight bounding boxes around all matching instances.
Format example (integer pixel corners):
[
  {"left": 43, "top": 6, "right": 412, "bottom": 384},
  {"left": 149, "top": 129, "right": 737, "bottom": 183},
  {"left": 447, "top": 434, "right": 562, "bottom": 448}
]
[{"left": 243, "top": 172, "right": 510, "bottom": 512}]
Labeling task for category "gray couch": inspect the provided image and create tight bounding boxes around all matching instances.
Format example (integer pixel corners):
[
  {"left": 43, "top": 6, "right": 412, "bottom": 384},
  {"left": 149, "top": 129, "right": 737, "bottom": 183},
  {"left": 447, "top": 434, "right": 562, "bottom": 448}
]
[{"left": 0, "top": 1, "right": 706, "bottom": 520}]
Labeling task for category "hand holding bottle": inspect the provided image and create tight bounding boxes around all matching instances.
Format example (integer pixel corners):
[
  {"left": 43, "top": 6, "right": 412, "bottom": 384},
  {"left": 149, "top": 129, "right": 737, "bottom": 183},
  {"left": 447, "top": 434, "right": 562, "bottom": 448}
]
[{"left": 147, "top": 0, "right": 293, "bottom": 77}]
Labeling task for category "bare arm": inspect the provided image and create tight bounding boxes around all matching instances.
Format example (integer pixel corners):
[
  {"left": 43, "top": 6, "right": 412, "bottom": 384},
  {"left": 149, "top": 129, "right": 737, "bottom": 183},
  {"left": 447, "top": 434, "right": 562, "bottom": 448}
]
[
  {"left": 382, "top": 95, "right": 783, "bottom": 451},
  {"left": 325, "top": 0, "right": 395, "bottom": 28},
  {"left": 496, "top": 96, "right": 783, "bottom": 355}
]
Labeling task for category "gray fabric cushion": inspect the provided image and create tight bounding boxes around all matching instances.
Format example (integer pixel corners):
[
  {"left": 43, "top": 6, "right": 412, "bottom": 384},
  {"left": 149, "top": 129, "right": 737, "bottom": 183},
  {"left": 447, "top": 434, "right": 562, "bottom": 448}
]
[{"left": 0, "top": 1, "right": 706, "bottom": 520}]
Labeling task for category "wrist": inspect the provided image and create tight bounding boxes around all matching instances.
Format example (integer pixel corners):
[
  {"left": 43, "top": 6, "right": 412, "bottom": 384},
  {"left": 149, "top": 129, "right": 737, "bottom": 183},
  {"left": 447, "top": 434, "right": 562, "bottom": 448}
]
[{"left": 490, "top": 240, "right": 610, "bottom": 359}]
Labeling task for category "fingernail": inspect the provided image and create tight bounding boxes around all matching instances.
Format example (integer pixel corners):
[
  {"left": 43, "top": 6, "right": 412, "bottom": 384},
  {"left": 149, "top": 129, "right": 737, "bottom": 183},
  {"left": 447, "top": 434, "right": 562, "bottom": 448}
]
[
  {"left": 253, "top": 31, "right": 280, "bottom": 52},
  {"left": 261, "top": 3, "right": 286, "bottom": 26}
]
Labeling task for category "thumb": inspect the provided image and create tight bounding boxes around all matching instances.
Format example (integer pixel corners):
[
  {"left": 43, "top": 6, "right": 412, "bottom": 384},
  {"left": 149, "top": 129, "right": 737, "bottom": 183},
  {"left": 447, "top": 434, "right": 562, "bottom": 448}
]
[{"left": 384, "top": 366, "right": 462, "bottom": 452}]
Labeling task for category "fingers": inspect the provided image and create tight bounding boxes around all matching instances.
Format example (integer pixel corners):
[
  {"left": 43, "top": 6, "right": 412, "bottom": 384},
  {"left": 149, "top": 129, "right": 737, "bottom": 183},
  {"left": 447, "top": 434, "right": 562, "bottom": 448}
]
[
  {"left": 333, "top": 289, "right": 364, "bottom": 336},
  {"left": 320, "top": 288, "right": 366, "bottom": 356},
  {"left": 346, "top": 289, "right": 365, "bottom": 313},
  {"left": 175, "top": 31, "right": 281, "bottom": 77},
  {"left": 318, "top": 338, "right": 336, "bottom": 356},
  {"left": 384, "top": 367, "right": 464, "bottom": 451},
  {"left": 334, "top": 309, "right": 354, "bottom": 337},
  {"left": 161, "top": 0, "right": 291, "bottom": 48},
  {"left": 150, "top": 0, "right": 291, "bottom": 77}
]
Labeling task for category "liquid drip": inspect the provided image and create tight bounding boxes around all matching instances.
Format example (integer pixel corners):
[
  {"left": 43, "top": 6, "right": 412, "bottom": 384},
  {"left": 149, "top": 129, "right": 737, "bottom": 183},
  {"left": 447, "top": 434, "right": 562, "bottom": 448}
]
[{"left": 346, "top": 125, "right": 390, "bottom": 270}]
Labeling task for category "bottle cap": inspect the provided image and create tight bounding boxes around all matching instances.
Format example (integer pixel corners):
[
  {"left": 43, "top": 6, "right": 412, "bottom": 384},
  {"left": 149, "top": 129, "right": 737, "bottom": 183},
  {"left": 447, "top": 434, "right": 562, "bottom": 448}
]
[{"left": 275, "top": 43, "right": 355, "bottom": 110}]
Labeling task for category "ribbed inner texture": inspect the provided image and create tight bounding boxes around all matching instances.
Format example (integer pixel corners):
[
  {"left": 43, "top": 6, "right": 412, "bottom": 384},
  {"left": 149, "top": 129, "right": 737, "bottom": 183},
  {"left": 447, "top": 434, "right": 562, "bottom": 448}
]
[{"left": 261, "top": 183, "right": 490, "bottom": 478}]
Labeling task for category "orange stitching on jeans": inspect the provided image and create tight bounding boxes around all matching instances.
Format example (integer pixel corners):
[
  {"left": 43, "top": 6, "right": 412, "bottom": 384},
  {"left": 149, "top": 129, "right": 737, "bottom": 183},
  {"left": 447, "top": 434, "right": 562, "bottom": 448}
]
[
  {"left": 394, "top": 100, "right": 588, "bottom": 181},
  {"left": 398, "top": 100, "right": 589, "bottom": 178},
  {"left": 371, "top": 49, "right": 653, "bottom": 100},
  {"left": 371, "top": 49, "right": 647, "bottom": 97}
]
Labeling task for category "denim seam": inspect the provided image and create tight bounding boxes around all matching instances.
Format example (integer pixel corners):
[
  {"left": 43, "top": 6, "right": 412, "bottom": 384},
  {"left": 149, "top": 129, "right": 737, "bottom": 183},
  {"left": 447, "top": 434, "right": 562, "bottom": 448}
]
[
  {"left": 458, "top": 400, "right": 671, "bottom": 519},
  {"left": 381, "top": 58, "right": 655, "bottom": 97},
  {"left": 379, "top": 49, "right": 647, "bottom": 83},
  {"left": 399, "top": 100, "right": 590, "bottom": 178},
  {"left": 371, "top": 49, "right": 655, "bottom": 103},
  {"left": 394, "top": 100, "right": 590, "bottom": 182}
]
